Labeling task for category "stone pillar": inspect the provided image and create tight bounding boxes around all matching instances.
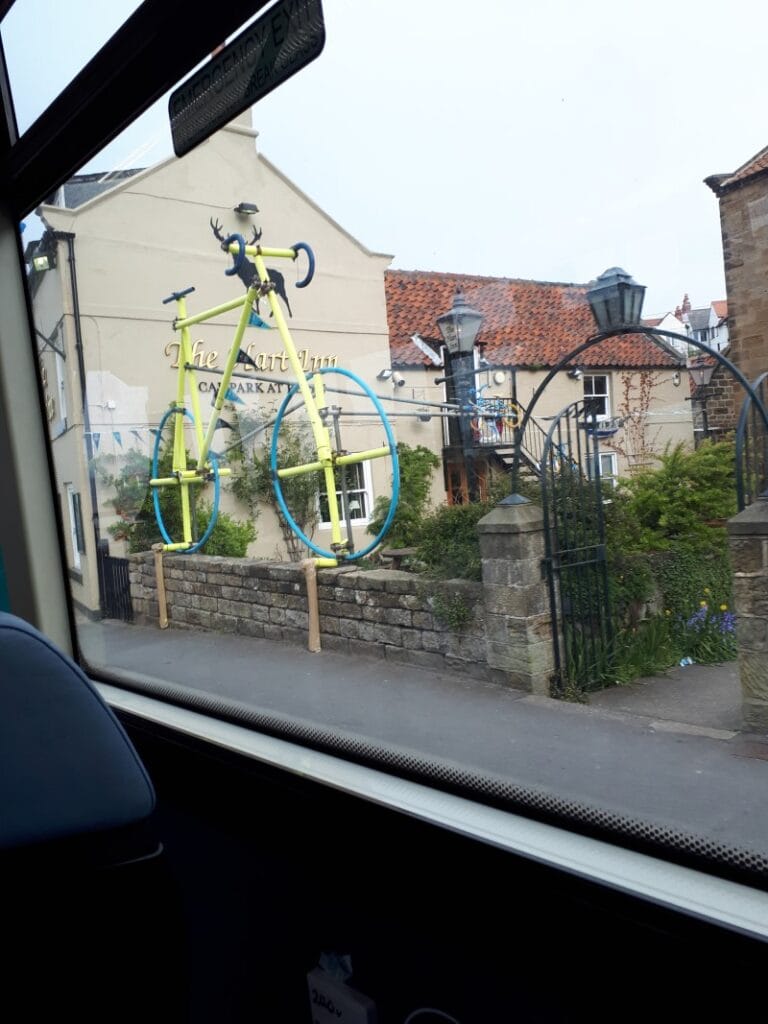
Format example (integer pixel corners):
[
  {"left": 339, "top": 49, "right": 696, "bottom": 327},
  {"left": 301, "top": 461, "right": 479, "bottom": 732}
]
[
  {"left": 477, "top": 496, "right": 556, "bottom": 695},
  {"left": 728, "top": 497, "right": 768, "bottom": 730}
]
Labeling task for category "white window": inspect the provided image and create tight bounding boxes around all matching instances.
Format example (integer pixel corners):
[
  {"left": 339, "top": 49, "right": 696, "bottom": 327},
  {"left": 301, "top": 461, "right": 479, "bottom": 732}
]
[
  {"left": 318, "top": 460, "right": 373, "bottom": 528},
  {"left": 55, "top": 349, "right": 67, "bottom": 425},
  {"left": 589, "top": 451, "right": 618, "bottom": 488},
  {"left": 64, "top": 483, "right": 85, "bottom": 570},
  {"left": 583, "top": 374, "right": 610, "bottom": 421}
]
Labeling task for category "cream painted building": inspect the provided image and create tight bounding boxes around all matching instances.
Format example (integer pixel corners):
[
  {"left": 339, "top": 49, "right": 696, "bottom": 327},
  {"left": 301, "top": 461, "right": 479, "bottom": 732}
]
[{"left": 31, "top": 114, "right": 400, "bottom": 615}]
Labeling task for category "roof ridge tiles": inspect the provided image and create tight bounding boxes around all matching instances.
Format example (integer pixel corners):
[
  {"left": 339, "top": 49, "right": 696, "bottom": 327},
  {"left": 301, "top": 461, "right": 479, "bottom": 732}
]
[{"left": 386, "top": 267, "right": 589, "bottom": 289}]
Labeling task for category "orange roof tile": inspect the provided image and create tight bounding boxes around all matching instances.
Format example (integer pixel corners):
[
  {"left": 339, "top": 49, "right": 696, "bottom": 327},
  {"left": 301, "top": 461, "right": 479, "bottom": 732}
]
[
  {"left": 706, "top": 145, "right": 768, "bottom": 194},
  {"left": 385, "top": 269, "right": 681, "bottom": 369}
]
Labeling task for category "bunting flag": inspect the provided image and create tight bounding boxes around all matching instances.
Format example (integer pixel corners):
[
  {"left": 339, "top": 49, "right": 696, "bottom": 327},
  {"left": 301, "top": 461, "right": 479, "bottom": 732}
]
[
  {"left": 92, "top": 432, "right": 101, "bottom": 450},
  {"left": 113, "top": 431, "right": 123, "bottom": 448},
  {"left": 224, "top": 386, "right": 245, "bottom": 405},
  {"left": 248, "top": 310, "right": 271, "bottom": 330},
  {"left": 149, "top": 428, "right": 160, "bottom": 439},
  {"left": 215, "top": 419, "right": 234, "bottom": 431},
  {"left": 131, "top": 430, "right": 143, "bottom": 443},
  {"left": 236, "top": 348, "right": 259, "bottom": 370}
]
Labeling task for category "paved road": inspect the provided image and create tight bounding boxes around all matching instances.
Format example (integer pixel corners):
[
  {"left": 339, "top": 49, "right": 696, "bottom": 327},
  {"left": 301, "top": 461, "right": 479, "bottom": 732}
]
[{"left": 78, "top": 618, "right": 768, "bottom": 858}]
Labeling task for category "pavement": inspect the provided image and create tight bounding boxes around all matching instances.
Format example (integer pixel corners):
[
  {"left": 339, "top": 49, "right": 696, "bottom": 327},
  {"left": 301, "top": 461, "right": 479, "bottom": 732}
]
[
  {"left": 76, "top": 616, "right": 768, "bottom": 856},
  {"left": 586, "top": 658, "right": 744, "bottom": 738}
]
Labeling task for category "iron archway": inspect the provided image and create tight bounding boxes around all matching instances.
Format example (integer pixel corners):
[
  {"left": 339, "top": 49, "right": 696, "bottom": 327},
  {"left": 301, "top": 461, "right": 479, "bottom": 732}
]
[{"left": 512, "top": 326, "right": 768, "bottom": 493}]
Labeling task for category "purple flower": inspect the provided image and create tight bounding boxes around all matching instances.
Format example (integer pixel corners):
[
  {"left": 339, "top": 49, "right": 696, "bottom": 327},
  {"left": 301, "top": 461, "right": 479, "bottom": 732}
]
[{"left": 719, "top": 611, "right": 736, "bottom": 634}]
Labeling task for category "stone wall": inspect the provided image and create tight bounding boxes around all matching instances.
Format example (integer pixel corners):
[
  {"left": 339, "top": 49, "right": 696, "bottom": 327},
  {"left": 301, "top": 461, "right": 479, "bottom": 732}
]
[
  {"left": 728, "top": 498, "right": 768, "bottom": 730},
  {"left": 129, "top": 554, "right": 490, "bottom": 680},
  {"left": 708, "top": 171, "right": 768, "bottom": 423},
  {"left": 691, "top": 364, "right": 739, "bottom": 442}
]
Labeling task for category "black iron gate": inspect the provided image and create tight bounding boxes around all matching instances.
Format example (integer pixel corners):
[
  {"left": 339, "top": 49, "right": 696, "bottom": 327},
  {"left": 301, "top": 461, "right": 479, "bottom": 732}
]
[
  {"left": 97, "top": 542, "right": 133, "bottom": 621},
  {"left": 540, "top": 401, "right": 614, "bottom": 694},
  {"left": 736, "top": 370, "right": 768, "bottom": 510}
]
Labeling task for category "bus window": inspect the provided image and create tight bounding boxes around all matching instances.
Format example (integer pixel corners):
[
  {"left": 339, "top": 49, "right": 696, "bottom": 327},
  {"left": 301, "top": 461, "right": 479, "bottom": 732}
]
[{"left": 3, "top": 0, "right": 768, "bottom": 922}]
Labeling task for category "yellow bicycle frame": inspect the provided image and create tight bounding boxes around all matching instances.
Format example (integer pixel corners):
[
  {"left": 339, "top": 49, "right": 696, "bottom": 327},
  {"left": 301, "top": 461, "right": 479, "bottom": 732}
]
[{"left": 151, "top": 244, "right": 391, "bottom": 564}]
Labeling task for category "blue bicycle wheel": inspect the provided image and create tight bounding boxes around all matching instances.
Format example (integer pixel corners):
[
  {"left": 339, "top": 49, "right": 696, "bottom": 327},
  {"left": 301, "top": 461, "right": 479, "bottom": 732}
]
[
  {"left": 270, "top": 367, "right": 399, "bottom": 561},
  {"left": 152, "top": 406, "right": 221, "bottom": 554}
]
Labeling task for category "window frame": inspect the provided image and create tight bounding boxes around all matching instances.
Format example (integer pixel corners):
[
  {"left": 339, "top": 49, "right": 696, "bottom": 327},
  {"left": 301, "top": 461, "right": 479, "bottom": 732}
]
[
  {"left": 3, "top": 0, "right": 768, "bottom": 936},
  {"left": 64, "top": 483, "right": 84, "bottom": 569},
  {"left": 583, "top": 373, "right": 611, "bottom": 421},
  {"left": 317, "top": 458, "right": 374, "bottom": 530}
]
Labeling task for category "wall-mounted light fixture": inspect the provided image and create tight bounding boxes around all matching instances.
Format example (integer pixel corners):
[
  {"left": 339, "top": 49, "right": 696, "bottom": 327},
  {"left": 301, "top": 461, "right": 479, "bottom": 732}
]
[
  {"left": 233, "top": 202, "right": 259, "bottom": 216},
  {"left": 377, "top": 368, "right": 405, "bottom": 387},
  {"left": 568, "top": 367, "right": 583, "bottom": 380},
  {"left": 672, "top": 370, "right": 681, "bottom": 387}
]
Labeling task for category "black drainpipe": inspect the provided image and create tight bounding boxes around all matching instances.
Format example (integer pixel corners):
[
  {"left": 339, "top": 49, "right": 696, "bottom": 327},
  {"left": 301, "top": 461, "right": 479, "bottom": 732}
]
[{"left": 53, "top": 229, "right": 107, "bottom": 612}]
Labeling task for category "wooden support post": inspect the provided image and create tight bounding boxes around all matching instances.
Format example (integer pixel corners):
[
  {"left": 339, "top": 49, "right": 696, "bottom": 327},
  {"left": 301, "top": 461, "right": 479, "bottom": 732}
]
[
  {"left": 152, "top": 543, "right": 169, "bottom": 629},
  {"left": 302, "top": 558, "right": 321, "bottom": 653}
]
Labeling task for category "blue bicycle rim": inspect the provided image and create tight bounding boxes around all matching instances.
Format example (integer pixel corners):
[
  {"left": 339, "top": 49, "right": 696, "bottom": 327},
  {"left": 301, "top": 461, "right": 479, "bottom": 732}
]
[
  {"left": 270, "top": 367, "right": 400, "bottom": 561},
  {"left": 152, "top": 406, "right": 221, "bottom": 554}
]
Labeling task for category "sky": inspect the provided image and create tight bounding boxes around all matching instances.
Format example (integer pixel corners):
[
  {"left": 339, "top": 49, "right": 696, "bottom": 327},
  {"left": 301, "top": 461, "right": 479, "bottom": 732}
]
[{"left": 4, "top": 0, "right": 768, "bottom": 316}]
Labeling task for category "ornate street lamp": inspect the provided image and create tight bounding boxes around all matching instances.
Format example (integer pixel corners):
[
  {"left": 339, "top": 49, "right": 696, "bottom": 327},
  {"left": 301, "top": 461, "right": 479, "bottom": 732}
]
[
  {"left": 437, "top": 287, "right": 485, "bottom": 502},
  {"left": 436, "top": 288, "right": 484, "bottom": 356},
  {"left": 586, "top": 267, "right": 646, "bottom": 332},
  {"left": 688, "top": 362, "right": 716, "bottom": 388},
  {"left": 688, "top": 361, "right": 716, "bottom": 442}
]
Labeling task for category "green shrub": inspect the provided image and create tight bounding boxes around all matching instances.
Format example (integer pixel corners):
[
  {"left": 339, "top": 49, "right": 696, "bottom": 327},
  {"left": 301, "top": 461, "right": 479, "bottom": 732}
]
[
  {"left": 615, "top": 439, "right": 736, "bottom": 555},
  {"left": 228, "top": 420, "right": 317, "bottom": 561},
  {"left": 190, "top": 502, "right": 256, "bottom": 557},
  {"left": 651, "top": 547, "right": 733, "bottom": 621},
  {"left": 115, "top": 446, "right": 257, "bottom": 556},
  {"left": 367, "top": 442, "right": 440, "bottom": 548},
  {"left": 601, "top": 440, "right": 737, "bottom": 677},
  {"left": 416, "top": 500, "right": 494, "bottom": 580}
]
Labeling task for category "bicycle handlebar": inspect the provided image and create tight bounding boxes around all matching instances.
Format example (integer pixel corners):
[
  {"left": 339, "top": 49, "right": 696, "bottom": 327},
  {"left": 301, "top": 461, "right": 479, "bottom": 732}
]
[
  {"left": 163, "top": 286, "right": 196, "bottom": 304},
  {"left": 291, "top": 242, "right": 314, "bottom": 288},
  {"left": 222, "top": 235, "right": 315, "bottom": 288}
]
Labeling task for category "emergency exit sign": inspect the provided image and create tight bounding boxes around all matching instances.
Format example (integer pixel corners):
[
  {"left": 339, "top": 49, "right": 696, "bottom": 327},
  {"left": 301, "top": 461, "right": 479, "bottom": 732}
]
[{"left": 170, "top": 0, "right": 325, "bottom": 157}]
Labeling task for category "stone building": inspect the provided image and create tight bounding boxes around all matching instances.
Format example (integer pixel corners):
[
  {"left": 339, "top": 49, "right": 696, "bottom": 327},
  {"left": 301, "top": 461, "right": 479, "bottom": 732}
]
[{"left": 706, "top": 145, "right": 768, "bottom": 419}]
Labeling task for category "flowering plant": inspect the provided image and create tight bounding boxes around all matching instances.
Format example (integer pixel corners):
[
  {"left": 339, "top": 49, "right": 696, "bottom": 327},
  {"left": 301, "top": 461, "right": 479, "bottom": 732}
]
[{"left": 673, "top": 598, "right": 737, "bottom": 663}]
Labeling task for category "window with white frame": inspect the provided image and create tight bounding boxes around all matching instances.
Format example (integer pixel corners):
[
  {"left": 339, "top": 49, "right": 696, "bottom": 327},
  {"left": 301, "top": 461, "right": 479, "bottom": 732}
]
[
  {"left": 588, "top": 451, "right": 618, "bottom": 488},
  {"left": 318, "top": 460, "right": 373, "bottom": 528},
  {"left": 55, "top": 348, "right": 67, "bottom": 430},
  {"left": 583, "top": 374, "right": 610, "bottom": 421},
  {"left": 64, "top": 483, "right": 85, "bottom": 570}
]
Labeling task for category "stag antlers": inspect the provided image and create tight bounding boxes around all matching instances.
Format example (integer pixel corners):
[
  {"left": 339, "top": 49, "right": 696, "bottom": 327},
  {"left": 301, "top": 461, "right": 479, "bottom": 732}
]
[{"left": 209, "top": 218, "right": 262, "bottom": 250}]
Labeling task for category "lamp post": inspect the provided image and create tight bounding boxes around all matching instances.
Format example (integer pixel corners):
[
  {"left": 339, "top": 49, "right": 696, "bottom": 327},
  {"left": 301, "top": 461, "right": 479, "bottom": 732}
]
[
  {"left": 585, "top": 266, "right": 646, "bottom": 331},
  {"left": 688, "top": 361, "right": 716, "bottom": 442},
  {"left": 436, "top": 287, "right": 484, "bottom": 502}
]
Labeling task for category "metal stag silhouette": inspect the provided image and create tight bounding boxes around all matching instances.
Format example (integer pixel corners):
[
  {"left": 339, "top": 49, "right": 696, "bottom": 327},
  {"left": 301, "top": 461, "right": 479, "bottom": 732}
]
[{"left": 210, "top": 218, "right": 293, "bottom": 318}]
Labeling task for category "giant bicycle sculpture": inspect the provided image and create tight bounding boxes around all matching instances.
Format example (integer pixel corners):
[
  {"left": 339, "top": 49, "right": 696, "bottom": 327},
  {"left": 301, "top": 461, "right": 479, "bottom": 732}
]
[{"left": 151, "top": 220, "right": 399, "bottom": 566}]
